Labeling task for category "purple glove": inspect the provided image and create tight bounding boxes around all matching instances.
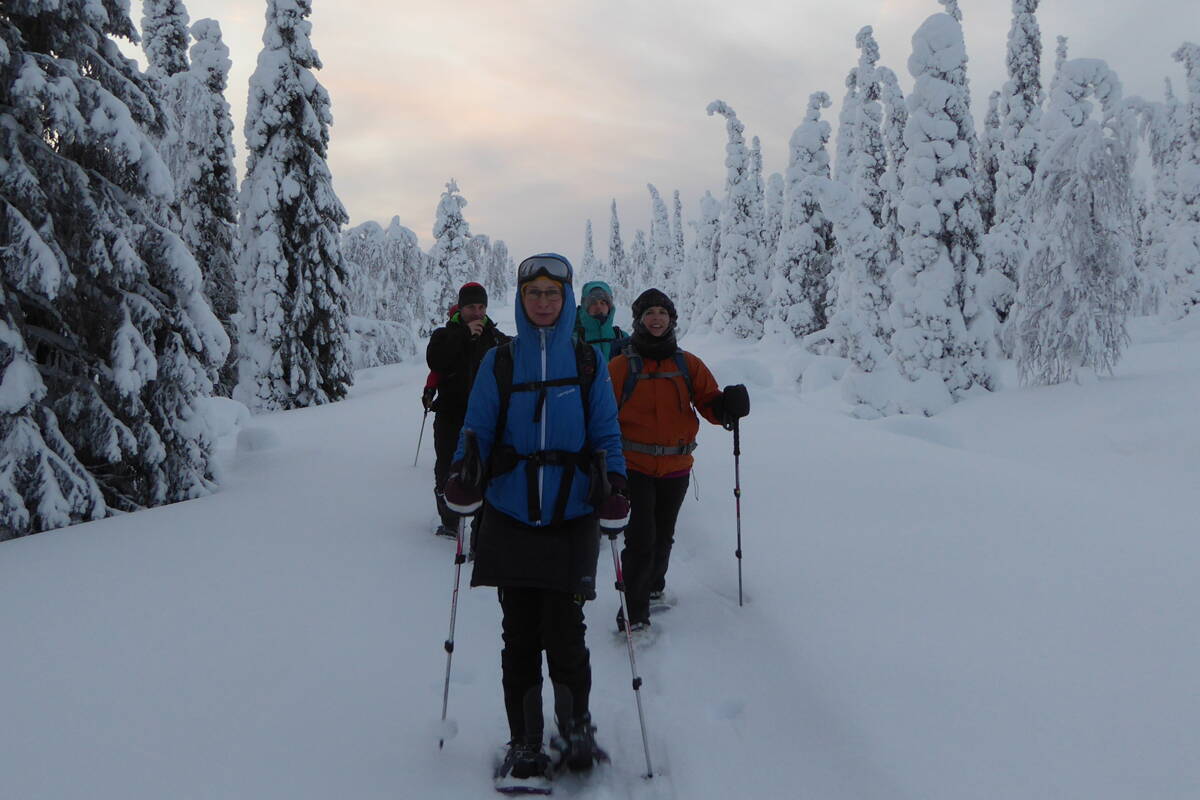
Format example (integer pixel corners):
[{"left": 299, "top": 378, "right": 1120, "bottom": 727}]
[
  {"left": 598, "top": 472, "right": 630, "bottom": 531},
  {"left": 444, "top": 464, "right": 482, "bottom": 515}
]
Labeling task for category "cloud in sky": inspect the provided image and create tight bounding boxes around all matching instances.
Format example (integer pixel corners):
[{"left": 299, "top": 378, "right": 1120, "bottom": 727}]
[{"left": 146, "top": 0, "right": 1193, "bottom": 282}]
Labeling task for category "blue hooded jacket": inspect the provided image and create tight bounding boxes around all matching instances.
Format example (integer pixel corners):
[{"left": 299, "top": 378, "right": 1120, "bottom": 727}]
[{"left": 455, "top": 263, "right": 626, "bottom": 527}]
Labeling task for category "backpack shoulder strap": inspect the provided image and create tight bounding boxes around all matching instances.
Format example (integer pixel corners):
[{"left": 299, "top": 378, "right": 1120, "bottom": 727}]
[
  {"left": 493, "top": 340, "right": 515, "bottom": 440},
  {"left": 673, "top": 349, "right": 695, "bottom": 405},
  {"left": 574, "top": 340, "right": 597, "bottom": 428}
]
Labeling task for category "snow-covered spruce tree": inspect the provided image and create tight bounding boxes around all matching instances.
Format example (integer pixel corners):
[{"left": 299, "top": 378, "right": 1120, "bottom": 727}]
[
  {"left": 142, "top": 0, "right": 192, "bottom": 78},
  {"left": 890, "top": 12, "right": 994, "bottom": 412},
  {"left": 424, "top": 178, "right": 475, "bottom": 333},
  {"left": 341, "top": 219, "right": 419, "bottom": 368},
  {"left": 489, "top": 239, "right": 512, "bottom": 299},
  {"left": 608, "top": 199, "right": 630, "bottom": 301},
  {"left": 1166, "top": 42, "right": 1200, "bottom": 317},
  {"left": 629, "top": 229, "right": 651, "bottom": 294},
  {"left": 647, "top": 184, "right": 677, "bottom": 291},
  {"left": 769, "top": 92, "right": 835, "bottom": 341},
  {"left": 748, "top": 136, "right": 768, "bottom": 275},
  {"left": 2, "top": 0, "right": 228, "bottom": 531},
  {"left": 1015, "top": 58, "right": 1138, "bottom": 385},
  {"left": 983, "top": 0, "right": 1043, "bottom": 349},
  {"left": 979, "top": 91, "right": 1001, "bottom": 233},
  {"left": 467, "top": 232, "right": 492, "bottom": 294},
  {"left": 878, "top": 65, "right": 909, "bottom": 268},
  {"left": 1137, "top": 81, "right": 1185, "bottom": 315},
  {"left": 581, "top": 219, "right": 602, "bottom": 285},
  {"left": 707, "top": 100, "right": 766, "bottom": 338},
  {"left": 671, "top": 190, "right": 686, "bottom": 277},
  {"left": 763, "top": 172, "right": 784, "bottom": 267},
  {"left": 174, "top": 19, "right": 238, "bottom": 396},
  {"left": 235, "top": 0, "right": 352, "bottom": 412},
  {"left": 683, "top": 191, "right": 722, "bottom": 331},
  {"left": 835, "top": 67, "right": 859, "bottom": 184}
]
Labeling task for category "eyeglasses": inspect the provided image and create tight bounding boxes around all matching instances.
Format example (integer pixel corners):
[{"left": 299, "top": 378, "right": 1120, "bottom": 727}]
[
  {"left": 517, "top": 255, "right": 573, "bottom": 284},
  {"left": 522, "top": 286, "right": 563, "bottom": 302}
]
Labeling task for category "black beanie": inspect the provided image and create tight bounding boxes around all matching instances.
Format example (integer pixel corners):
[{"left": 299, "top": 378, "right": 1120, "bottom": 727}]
[
  {"left": 631, "top": 288, "right": 677, "bottom": 322},
  {"left": 457, "top": 282, "right": 488, "bottom": 307}
]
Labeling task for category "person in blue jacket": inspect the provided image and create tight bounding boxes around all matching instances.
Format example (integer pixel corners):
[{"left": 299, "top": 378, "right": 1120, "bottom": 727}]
[{"left": 444, "top": 254, "right": 630, "bottom": 789}]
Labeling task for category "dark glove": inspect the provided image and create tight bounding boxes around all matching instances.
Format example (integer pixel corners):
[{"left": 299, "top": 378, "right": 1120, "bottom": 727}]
[
  {"left": 598, "top": 472, "right": 630, "bottom": 531},
  {"left": 443, "top": 461, "right": 482, "bottom": 515},
  {"left": 421, "top": 386, "right": 436, "bottom": 411},
  {"left": 722, "top": 384, "right": 750, "bottom": 421}
]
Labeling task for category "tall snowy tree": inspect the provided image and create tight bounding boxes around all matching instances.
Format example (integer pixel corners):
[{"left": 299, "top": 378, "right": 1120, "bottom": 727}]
[
  {"left": 235, "top": 0, "right": 352, "bottom": 412},
  {"left": 608, "top": 200, "right": 630, "bottom": 301},
  {"left": 769, "top": 92, "right": 835, "bottom": 341},
  {"left": 629, "top": 229, "right": 651, "bottom": 293},
  {"left": 647, "top": 184, "right": 677, "bottom": 291},
  {"left": 1137, "top": 81, "right": 1185, "bottom": 314},
  {"left": 427, "top": 178, "right": 475, "bottom": 331},
  {"left": 835, "top": 68, "right": 859, "bottom": 184},
  {"left": 978, "top": 90, "right": 1001, "bottom": 233},
  {"left": 878, "top": 65, "right": 909, "bottom": 268},
  {"left": 142, "top": 0, "right": 191, "bottom": 78},
  {"left": 890, "top": 12, "right": 992, "bottom": 412},
  {"left": 489, "top": 239, "right": 512, "bottom": 299},
  {"left": 174, "top": 19, "right": 238, "bottom": 396},
  {"left": 1166, "top": 42, "right": 1200, "bottom": 317},
  {"left": 983, "top": 0, "right": 1043, "bottom": 347},
  {"left": 671, "top": 190, "right": 686, "bottom": 276},
  {"left": 682, "top": 191, "right": 722, "bottom": 331},
  {"left": 581, "top": 219, "right": 603, "bottom": 285},
  {"left": 341, "top": 218, "right": 420, "bottom": 368},
  {"left": 2, "top": 0, "right": 228, "bottom": 534},
  {"left": 708, "top": 100, "right": 766, "bottom": 338},
  {"left": 1015, "top": 58, "right": 1138, "bottom": 384},
  {"left": 763, "top": 172, "right": 785, "bottom": 267}
]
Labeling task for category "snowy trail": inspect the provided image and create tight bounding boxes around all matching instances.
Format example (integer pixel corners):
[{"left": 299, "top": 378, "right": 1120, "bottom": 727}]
[{"left": 3, "top": 315, "right": 1200, "bottom": 798}]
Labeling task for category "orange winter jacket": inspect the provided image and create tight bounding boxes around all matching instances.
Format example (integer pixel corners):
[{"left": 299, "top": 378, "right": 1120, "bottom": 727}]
[{"left": 608, "top": 350, "right": 724, "bottom": 477}]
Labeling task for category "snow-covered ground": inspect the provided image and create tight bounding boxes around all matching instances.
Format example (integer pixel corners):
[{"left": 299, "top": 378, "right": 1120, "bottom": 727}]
[{"left": 3, "top": 305, "right": 1199, "bottom": 799}]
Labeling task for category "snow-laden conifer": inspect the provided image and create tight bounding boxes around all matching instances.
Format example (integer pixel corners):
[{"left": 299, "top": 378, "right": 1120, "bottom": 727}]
[
  {"left": 235, "top": 0, "right": 352, "bottom": 412},
  {"left": 768, "top": 92, "right": 835, "bottom": 341},
  {"left": 878, "top": 65, "right": 909, "bottom": 267},
  {"left": 983, "top": 0, "right": 1043, "bottom": 347},
  {"left": 142, "top": 0, "right": 192, "bottom": 78},
  {"left": 671, "top": 190, "right": 686, "bottom": 275},
  {"left": 979, "top": 91, "right": 1001, "bottom": 233},
  {"left": 341, "top": 218, "right": 421, "bottom": 367},
  {"left": 2, "top": 0, "right": 228, "bottom": 531},
  {"left": 763, "top": 172, "right": 785, "bottom": 267},
  {"left": 426, "top": 178, "right": 475, "bottom": 329},
  {"left": 1015, "top": 58, "right": 1138, "bottom": 384},
  {"left": 708, "top": 100, "right": 766, "bottom": 338},
  {"left": 1166, "top": 43, "right": 1200, "bottom": 317},
  {"left": 629, "top": 230, "right": 651, "bottom": 294},
  {"left": 490, "top": 240, "right": 512, "bottom": 298},
  {"left": 1137, "top": 81, "right": 1186, "bottom": 314},
  {"left": 890, "top": 13, "right": 993, "bottom": 410},
  {"left": 581, "top": 219, "right": 603, "bottom": 284},
  {"left": 647, "top": 184, "right": 677, "bottom": 290},
  {"left": 682, "top": 191, "right": 722, "bottom": 331},
  {"left": 174, "top": 19, "right": 238, "bottom": 396},
  {"left": 608, "top": 200, "right": 630, "bottom": 300},
  {"left": 835, "top": 68, "right": 859, "bottom": 184}
]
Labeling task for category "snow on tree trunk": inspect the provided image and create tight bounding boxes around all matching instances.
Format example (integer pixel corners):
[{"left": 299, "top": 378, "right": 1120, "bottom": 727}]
[
  {"left": 174, "top": 19, "right": 239, "bottom": 397},
  {"left": 769, "top": 92, "right": 835, "bottom": 342},
  {"left": 1166, "top": 43, "right": 1200, "bottom": 318},
  {"left": 979, "top": 90, "right": 1001, "bottom": 233},
  {"left": 708, "top": 100, "right": 767, "bottom": 339},
  {"left": 235, "top": 0, "right": 353, "bottom": 412},
  {"left": 2, "top": 0, "right": 228, "bottom": 533},
  {"left": 671, "top": 190, "right": 686, "bottom": 280},
  {"left": 1015, "top": 58, "right": 1138, "bottom": 385},
  {"left": 890, "top": 13, "right": 992, "bottom": 413}
]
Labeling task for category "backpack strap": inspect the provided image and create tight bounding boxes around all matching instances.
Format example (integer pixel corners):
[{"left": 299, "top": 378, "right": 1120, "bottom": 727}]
[{"left": 618, "top": 345, "right": 694, "bottom": 410}]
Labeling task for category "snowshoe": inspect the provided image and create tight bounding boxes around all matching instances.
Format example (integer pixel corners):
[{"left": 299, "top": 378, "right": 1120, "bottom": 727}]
[
  {"left": 494, "top": 740, "right": 552, "bottom": 795},
  {"left": 434, "top": 523, "right": 458, "bottom": 540},
  {"left": 648, "top": 588, "right": 677, "bottom": 614},
  {"left": 549, "top": 713, "right": 609, "bottom": 773}
]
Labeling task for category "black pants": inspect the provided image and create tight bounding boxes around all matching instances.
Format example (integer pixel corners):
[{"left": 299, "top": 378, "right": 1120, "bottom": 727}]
[
  {"left": 620, "top": 470, "right": 690, "bottom": 624},
  {"left": 433, "top": 412, "right": 465, "bottom": 529},
  {"left": 499, "top": 587, "right": 591, "bottom": 743}
]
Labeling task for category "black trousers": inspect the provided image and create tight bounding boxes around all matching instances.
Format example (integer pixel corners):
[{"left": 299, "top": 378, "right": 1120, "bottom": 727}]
[
  {"left": 499, "top": 586, "right": 591, "bottom": 743},
  {"left": 620, "top": 469, "right": 690, "bottom": 623},
  {"left": 433, "top": 412, "right": 464, "bottom": 529}
]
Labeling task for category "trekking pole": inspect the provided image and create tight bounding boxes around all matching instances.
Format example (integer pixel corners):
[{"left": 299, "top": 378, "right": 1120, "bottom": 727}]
[
  {"left": 731, "top": 418, "right": 744, "bottom": 607},
  {"left": 438, "top": 430, "right": 480, "bottom": 749},
  {"left": 594, "top": 453, "right": 654, "bottom": 779},
  {"left": 414, "top": 409, "right": 429, "bottom": 467}
]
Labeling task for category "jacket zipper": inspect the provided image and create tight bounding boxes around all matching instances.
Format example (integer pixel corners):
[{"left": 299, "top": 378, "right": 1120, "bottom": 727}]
[{"left": 538, "top": 328, "right": 547, "bottom": 524}]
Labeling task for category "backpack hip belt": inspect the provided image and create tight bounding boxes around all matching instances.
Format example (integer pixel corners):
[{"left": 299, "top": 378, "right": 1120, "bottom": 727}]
[{"left": 620, "top": 438, "right": 698, "bottom": 457}]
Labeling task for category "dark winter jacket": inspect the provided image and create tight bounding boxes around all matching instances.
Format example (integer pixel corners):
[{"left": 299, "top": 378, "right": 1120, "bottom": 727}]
[{"left": 425, "top": 315, "right": 509, "bottom": 418}]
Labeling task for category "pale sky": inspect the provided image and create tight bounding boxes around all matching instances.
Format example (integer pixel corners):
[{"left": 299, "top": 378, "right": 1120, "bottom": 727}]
[{"left": 134, "top": 0, "right": 1194, "bottom": 275}]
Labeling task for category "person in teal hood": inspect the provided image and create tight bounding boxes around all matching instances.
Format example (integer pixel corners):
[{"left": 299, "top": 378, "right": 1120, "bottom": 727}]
[{"left": 574, "top": 281, "right": 626, "bottom": 361}]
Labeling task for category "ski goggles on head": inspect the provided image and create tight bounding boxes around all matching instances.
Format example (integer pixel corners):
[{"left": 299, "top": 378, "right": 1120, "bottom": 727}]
[{"left": 517, "top": 255, "right": 573, "bottom": 285}]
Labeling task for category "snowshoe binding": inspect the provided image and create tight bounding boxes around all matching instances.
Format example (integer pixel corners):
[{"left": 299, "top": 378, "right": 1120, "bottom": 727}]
[
  {"left": 494, "top": 740, "right": 552, "bottom": 795},
  {"left": 549, "top": 713, "right": 609, "bottom": 774}
]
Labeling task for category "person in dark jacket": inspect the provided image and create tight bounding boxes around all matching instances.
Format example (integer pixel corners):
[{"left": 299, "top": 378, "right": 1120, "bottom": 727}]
[
  {"left": 609, "top": 288, "right": 750, "bottom": 633},
  {"left": 574, "top": 280, "right": 626, "bottom": 361},
  {"left": 443, "top": 254, "right": 630, "bottom": 790},
  {"left": 425, "top": 283, "right": 508, "bottom": 537}
]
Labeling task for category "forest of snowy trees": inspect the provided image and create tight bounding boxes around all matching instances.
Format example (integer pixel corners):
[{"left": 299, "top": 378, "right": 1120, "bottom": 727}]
[
  {"left": 583, "top": 1, "right": 1200, "bottom": 417},
  {"left": 1, "top": 0, "right": 1197, "bottom": 536}
]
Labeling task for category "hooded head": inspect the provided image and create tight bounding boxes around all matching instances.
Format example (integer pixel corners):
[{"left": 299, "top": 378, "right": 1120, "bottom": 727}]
[
  {"left": 580, "top": 281, "right": 615, "bottom": 323},
  {"left": 514, "top": 253, "right": 576, "bottom": 339}
]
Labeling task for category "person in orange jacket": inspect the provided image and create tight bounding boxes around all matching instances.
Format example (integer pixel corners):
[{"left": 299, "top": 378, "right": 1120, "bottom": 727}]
[{"left": 608, "top": 288, "right": 749, "bottom": 633}]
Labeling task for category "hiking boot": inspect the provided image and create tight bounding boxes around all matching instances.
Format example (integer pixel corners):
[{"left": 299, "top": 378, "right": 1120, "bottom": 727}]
[
  {"left": 615, "top": 608, "right": 651, "bottom": 634},
  {"left": 495, "top": 740, "right": 551, "bottom": 793},
  {"left": 434, "top": 523, "right": 458, "bottom": 539},
  {"left": 550, "top": 713, "right": 608, "bottom": 773}
]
